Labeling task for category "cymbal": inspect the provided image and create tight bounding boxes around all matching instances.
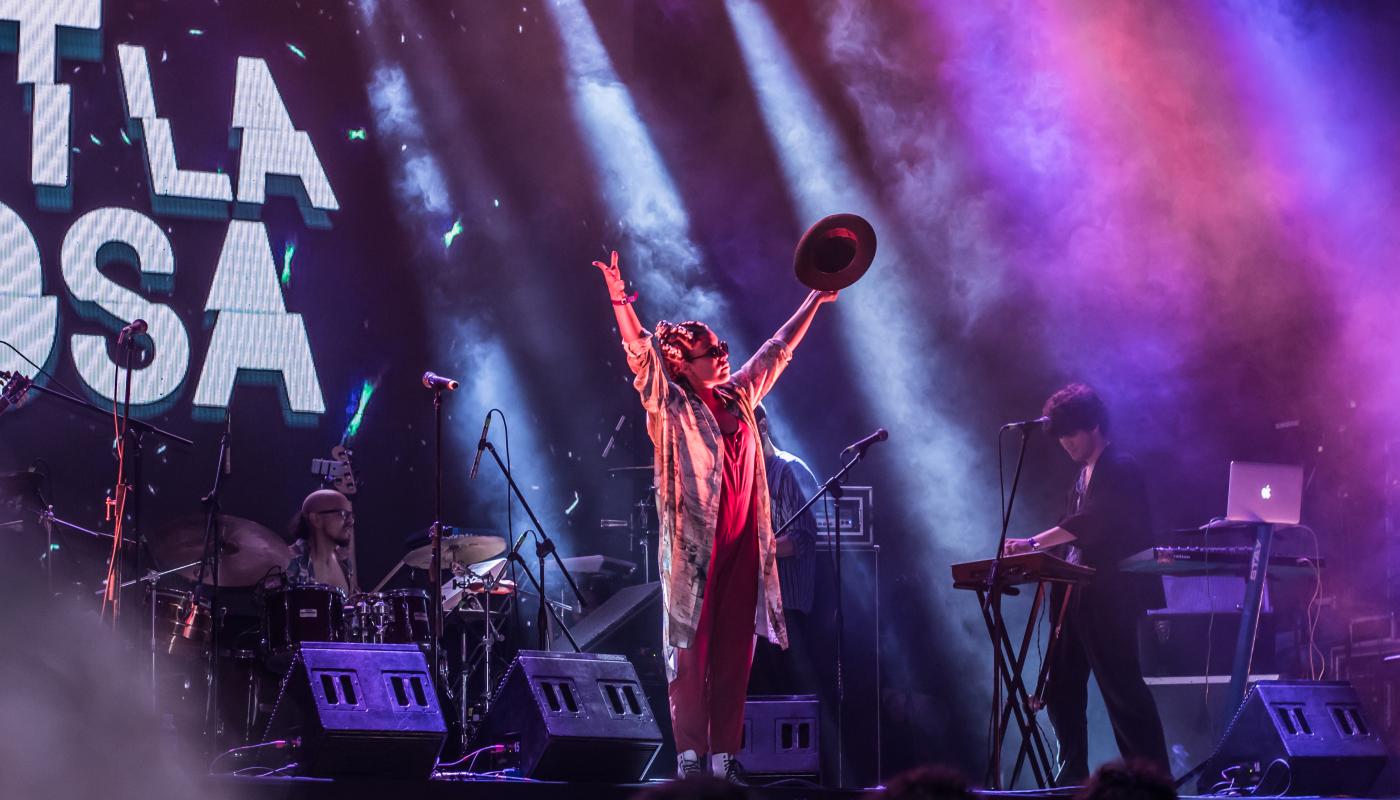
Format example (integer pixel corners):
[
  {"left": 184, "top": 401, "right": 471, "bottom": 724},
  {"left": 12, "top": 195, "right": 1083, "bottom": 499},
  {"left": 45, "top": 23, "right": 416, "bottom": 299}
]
[
  {"left": 149, "top": 514, "right": 291, "bottom": 587},
  {"left": 404, "top": 533, "right": 505, "bottom": 570}
]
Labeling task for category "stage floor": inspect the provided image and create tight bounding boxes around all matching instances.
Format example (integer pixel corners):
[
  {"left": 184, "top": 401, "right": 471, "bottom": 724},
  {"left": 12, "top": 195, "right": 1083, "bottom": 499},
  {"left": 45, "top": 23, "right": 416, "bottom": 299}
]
[
  {"left": 212, "top": 774, "right": 869, "bottom": 800},
  {"left": 206, "top": 775, "right": 1399, "bottom": 800}
]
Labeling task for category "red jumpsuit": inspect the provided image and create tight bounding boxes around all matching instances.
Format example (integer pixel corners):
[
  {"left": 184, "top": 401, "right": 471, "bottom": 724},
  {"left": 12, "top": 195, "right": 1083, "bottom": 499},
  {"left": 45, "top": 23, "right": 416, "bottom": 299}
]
[{"left": 667, "top": 417, "right": 761, "bottom": 755}]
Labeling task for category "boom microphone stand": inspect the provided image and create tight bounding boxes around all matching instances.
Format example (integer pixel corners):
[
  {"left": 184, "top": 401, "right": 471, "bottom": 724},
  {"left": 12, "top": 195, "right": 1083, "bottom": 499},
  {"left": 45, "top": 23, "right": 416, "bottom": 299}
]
[
  {"left": 772, "top": 431, "right": 885, "bottom": 788},
  {"left": 477, "top": 441, "right": 585, "bottom": 652}
]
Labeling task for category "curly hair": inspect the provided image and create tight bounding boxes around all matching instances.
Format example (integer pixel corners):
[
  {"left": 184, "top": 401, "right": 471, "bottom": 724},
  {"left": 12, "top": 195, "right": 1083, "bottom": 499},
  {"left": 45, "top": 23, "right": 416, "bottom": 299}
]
[{"left": 654, "top": 320, "right": 711, "bottom": 366}]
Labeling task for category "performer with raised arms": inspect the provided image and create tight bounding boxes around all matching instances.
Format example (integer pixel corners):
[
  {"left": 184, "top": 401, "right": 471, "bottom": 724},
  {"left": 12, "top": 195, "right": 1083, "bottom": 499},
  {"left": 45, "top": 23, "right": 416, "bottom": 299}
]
[{"left": 592, "top": 250, "right": 837, "bottom": 781}]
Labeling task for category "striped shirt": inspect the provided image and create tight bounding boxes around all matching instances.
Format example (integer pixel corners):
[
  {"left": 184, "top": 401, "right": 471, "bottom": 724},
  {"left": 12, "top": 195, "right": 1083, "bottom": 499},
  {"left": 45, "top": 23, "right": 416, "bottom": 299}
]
[{"left": 766, "top": 450, "right": 819, "bottom": 614}]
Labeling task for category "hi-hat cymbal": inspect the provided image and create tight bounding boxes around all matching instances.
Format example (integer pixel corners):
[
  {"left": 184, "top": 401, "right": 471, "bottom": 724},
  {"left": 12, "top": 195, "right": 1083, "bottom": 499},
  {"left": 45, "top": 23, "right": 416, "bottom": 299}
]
[
  {"left": 149, "top": 514, "right": 291, "bottom": 587},
  {"left": 404, "top": 533, "right": 505, "bottom": 570}
]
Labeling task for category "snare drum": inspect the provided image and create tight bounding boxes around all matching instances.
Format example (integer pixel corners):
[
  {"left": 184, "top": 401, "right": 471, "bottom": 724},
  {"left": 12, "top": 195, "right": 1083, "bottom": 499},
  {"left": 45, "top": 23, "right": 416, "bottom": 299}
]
[
  {"left": 262, "top": 582, "right": 345, "bottom": 664},
  {"left": 345, "top": 592, "right": 388, "bottom": 643},
  {"left": 383, "top": 588, "right": 433, "bottom": 645},
  {"left": 152, "top": 588, "right": 211, "bottom": 658}
]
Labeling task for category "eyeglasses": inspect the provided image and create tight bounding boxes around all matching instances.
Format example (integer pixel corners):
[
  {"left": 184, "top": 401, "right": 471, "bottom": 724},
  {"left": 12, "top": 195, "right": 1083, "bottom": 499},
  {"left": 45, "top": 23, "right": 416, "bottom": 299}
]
[
  {"left": 683, "top": 340, "right": 729, "bottom": 362},
  {"left": 313, "top": 509, "right": 355, "bottom": 523}
]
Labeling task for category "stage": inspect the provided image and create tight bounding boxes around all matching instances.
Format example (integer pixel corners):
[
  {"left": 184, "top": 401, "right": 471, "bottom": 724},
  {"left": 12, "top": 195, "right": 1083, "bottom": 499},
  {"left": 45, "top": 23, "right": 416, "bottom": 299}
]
[
  {"left": 5, "top": 1, "right": 1400, "bottom": 798},
  {"left": 205, "top": 775, "right": 1398, "bottom": 800}
]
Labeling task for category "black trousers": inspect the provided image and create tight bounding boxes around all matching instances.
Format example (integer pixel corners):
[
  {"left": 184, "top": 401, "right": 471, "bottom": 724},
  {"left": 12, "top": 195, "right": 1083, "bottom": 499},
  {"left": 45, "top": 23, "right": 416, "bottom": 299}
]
[
  {"left": 1044, "top": 586, "right": 1170, "bottom": 785},
  {"left": 749, "top": 610, "right": 818, "bottom": 695}
]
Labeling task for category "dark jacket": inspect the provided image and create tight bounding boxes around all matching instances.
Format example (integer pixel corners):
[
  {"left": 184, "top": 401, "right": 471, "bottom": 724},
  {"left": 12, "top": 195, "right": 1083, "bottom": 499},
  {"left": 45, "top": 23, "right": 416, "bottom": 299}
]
[{"left": 1058, "top": 446, "right": 1166, "bottom": 610}]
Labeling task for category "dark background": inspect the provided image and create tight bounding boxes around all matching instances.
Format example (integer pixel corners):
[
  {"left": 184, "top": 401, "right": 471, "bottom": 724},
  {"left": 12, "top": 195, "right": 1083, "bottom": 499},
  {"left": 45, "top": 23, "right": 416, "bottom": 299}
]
[{"left": 3, "top": 0, "right": 1399, "bottom": 785}]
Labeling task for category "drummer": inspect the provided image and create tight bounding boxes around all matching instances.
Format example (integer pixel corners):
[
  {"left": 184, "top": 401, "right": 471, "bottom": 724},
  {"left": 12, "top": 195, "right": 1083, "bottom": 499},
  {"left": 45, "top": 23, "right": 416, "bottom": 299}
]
[{"left": 286, "top": 489, "right": 359, "bottom": 594}]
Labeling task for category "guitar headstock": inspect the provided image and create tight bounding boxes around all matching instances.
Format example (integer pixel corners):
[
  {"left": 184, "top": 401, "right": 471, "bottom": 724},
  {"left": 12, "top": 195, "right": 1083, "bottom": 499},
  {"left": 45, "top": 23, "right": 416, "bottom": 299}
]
[
  {"left": 309, "top": 444, "right": 358, "bottom": 496},
  {"left": 1, "top": 371, "right": 34, "bottom": 410},
  {"left": 329, "top": 444, "right": 358, "bottom": 496}
]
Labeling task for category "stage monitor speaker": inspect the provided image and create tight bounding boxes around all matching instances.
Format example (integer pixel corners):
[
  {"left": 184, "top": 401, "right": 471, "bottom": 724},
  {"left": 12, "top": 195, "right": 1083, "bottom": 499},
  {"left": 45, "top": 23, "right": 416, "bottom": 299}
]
[
  {"left": 740, "top": 694, "right": 820, "bottom": 777},
  {"left": 477, "top": 650, "right": 663, "bottom": 782},
  {"left": 264, "top": 642, "right": 446, "bottom": 778},
  {"left": 552, "top": 580, "right": 661, "bottom": 653},
  {"left": 1198, "top": 680, "right": 1389, "bottom": 796}
]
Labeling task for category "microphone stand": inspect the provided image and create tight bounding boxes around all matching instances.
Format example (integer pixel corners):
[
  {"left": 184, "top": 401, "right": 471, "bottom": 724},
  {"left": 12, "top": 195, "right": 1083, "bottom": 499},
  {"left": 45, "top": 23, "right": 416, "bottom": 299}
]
[
  {"left": 478, "top": 441, "right": 584, "bottom": 652},
  {"left": 196, "top": 421, "right": 232, "bottom": 741},
  {"left": 428, "top": 386, "right": 448, "bottom": 692},
  {"left": 983, "top": 425, "right": 1034, "bottom": 787},
  {"left": 3, "top": 363, "right": 193, "bottom": 703},
  {"left": 772, "top": 441, "right": 880, "bottom": 788}
]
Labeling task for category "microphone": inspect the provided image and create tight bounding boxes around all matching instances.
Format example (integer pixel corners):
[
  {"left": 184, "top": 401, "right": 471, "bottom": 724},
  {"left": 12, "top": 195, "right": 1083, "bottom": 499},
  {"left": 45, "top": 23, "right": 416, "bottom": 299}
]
[
  {"left": 422, "top": 371, "right": 460, "bottom": 391},
  {"left": 469, "top": 411, "right": 491, "bottom": 480},
  {"left": 116, "top": 319, "right": 147, "bottom": 345},
  {"left": 1001, "top": 416, "right": 1050, "bottom": 432},
  {"left": 840, "top": 428, "right": 888, "bottom": 458}
]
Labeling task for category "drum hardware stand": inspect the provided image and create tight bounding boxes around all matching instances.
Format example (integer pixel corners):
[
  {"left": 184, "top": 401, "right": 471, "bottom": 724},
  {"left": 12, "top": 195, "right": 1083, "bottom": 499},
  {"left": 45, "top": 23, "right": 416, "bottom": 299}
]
[
  {"left": 633, "top": 494, "right": 655, "bottom": 584},
  {"left": 478, "top": 441, "right": 585, "bottom": 651},
  {"left": 95, "top": 560, "right": 202, "bottom": 594},
  {"left": 2, "top": 370, "right": 189, "bottom": 600},
  {"left": 450, "top": 580, "right": 514, "bottom": 747},
  {"left": 773, "top": 438, "right": 882, "bottom": 788},
  {"left": 194, "top": 418, "right": 233, "bottom": 741}
]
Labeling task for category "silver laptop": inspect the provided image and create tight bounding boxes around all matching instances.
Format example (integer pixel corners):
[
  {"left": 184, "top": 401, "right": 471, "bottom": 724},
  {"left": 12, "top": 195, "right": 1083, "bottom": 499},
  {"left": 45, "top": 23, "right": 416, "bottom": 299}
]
[{"left": 1225, "top": 461, "right": 1303, "bottom": 525}]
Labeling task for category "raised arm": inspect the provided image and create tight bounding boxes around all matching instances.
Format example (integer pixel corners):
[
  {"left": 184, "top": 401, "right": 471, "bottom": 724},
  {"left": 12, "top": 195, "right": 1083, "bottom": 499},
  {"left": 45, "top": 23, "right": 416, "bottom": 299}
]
[
  {"left": 593, "top": 250, "right": 646, "bottom": 344},
  {"left": 731, "top": 288, "right": 839, "bottom": 404},
  {"left": 594, "top": 250, "right": 671, "bottom": 412},
  {"left": 772, "top": 289, "right": 838, "bottom": 353}
]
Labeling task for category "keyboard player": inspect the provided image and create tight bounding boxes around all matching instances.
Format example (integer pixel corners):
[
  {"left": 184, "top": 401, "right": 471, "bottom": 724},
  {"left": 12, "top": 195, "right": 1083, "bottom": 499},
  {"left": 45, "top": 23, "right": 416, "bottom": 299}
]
[{"left": 1001, "top": 383, "right": 1170, "bottom": 785}]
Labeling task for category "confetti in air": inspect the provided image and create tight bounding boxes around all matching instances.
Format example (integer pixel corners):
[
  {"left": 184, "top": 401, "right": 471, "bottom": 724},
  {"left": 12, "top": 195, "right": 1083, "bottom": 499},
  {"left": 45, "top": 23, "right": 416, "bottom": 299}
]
[
  {"left": 287, "top": 43, "right": 307, "bottom": 60},
  {"left": 344, "top": 379, "right": 377, "bottom": 440},
  {"left": 88, "top": 133, "right": 102, "bottom": 146},
  {"left": 281, "top": 240, "right": 297, "bottom": 286},
  {"left": 119, "top": 129, "right": 131, "bottom": 146},
  {"left": 443, "top": 218, "right": 464, "bottom": 250},
  {"left": 347, "top": 128, "right": 368, "bottom": 141},
  {"left": 564, "top": 491, "right": 580, "bottom": 516},
  {"left": 188, "top": 29, "right": 204, "bottom": 36}
]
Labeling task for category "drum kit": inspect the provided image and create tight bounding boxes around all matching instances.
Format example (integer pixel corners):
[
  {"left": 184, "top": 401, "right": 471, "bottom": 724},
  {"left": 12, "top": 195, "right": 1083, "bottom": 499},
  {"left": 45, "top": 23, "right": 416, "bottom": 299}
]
[{"left": 132, "top": 512, "right": 513, "bottom": 749}]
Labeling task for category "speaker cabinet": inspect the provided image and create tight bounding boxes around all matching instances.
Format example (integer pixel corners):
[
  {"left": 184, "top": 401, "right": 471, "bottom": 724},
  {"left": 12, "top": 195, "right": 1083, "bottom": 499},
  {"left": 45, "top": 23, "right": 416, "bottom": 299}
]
[
  {"left": 740, "top": 694, "right": 820, "bottom": 776},
  {"left": 477, "top": 650, "right": 663, "bottom": 781},
  {"left": 264, "top": 642, "right": 446, "bottom": 778},
  {"left": 1199, "top": 680, "right": 1389, "bottom": 795},
  {"left": 812, "top": 544, "right": 881, "bottom": 788}
]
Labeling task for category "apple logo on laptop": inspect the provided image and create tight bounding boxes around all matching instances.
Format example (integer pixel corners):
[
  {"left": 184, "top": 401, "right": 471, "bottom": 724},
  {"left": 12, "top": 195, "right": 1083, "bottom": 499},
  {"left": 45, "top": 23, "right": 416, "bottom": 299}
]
[{"left": 1261, "top": 484, "right": 1272, "bottom": 501}]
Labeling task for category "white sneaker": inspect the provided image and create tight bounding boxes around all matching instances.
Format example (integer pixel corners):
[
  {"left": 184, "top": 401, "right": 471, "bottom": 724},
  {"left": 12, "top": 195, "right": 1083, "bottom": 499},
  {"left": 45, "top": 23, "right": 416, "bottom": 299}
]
[
  {"left": 710, "top": 752, "right": 746, "bottom": 785},
  {"left": 676, "top": 749, "right": 703, "bottom": 779}
]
